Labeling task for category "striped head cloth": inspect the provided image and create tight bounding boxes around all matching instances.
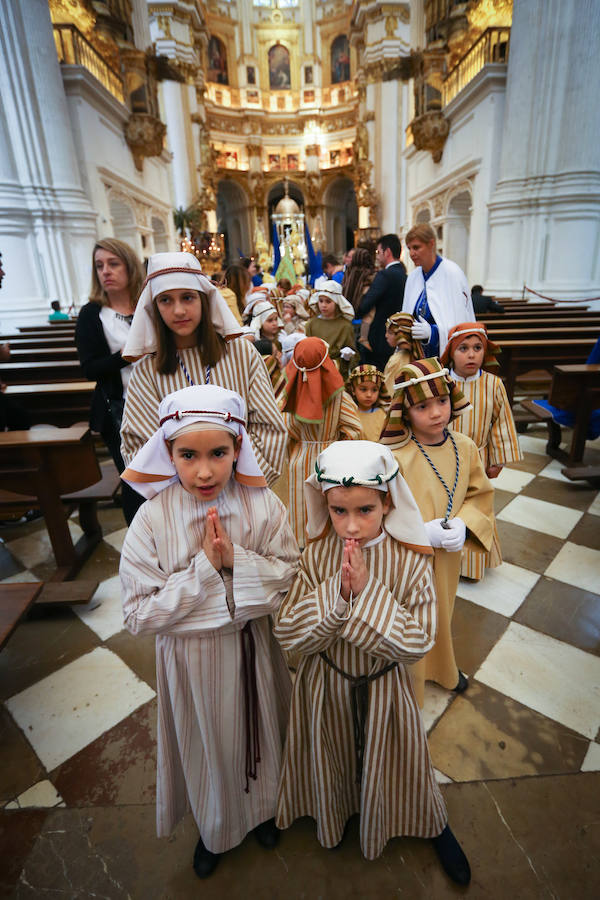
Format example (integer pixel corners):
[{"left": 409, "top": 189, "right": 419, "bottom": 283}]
[
  {"left": 346, "top": 364, "right": 391, "bottom": 408},
  {"left": 440, "top": 321, "right": 500, "bottom": 368},
  {"left": 385, "top": 312, "right": 425, "bottom": 360},
  {"left": 380, "top": 357, "right": 471, "bottom": 448}
]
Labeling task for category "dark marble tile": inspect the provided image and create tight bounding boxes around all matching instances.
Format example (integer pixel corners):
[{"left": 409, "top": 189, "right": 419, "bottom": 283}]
[
  {"left": 514, "top": 576, "right": 600, "bottom": 655},
  {"left": 428, "top": 680, "right": 589, "bottom": 781},
  {"left": 567, "top": 512, "right": 600, "bottom": 551},
  {"left": 107, "top": 630, "right": 157, "bottom": 691},
  {"left": 53, "top": 699, "right": 156, "bottom": 808},
  {"left": 0, "top": 809, "right": 48, "bottom": 897},
  {"left": 0, "top": 606, "right": 99, "bottom": 702},
  {"left": 496, "top": 520, "right": 564, "bottom": 574},
  {"left": 0, "top": 708, "right": 45, "bottom": 804},
  {"left": 505, "top": 452, "right": 548, "bottom": 475},
  {"left": 521, "top": 475, "right": 598, "bottom": 511},
  {"left": 493, "top": 488, "right": 514, "bottom": 514},
  {"left": 73, "top": 539, "right": 121, "bottom": 583},
  {"left": 0, "top": 541, "right": 24, "bottom": 580},
  {"left": 0, "top": 516, "right": 47, "bottom": 545},
  {"left": 452, "top": 597, "right": 509, "bottom": 677}
]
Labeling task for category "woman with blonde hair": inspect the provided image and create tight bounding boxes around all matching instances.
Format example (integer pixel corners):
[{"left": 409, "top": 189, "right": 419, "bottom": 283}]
[{"left": 75, "top": 237, "right": 145, "bottom": 524}]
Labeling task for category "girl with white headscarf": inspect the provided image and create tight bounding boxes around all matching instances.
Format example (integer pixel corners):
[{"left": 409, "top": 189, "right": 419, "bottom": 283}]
[
  {"left": 120, "top": 384, "right": 299, "bottom": 878},
  {"left": 120, "top": 252, "right": 287, "bottom": 486}
]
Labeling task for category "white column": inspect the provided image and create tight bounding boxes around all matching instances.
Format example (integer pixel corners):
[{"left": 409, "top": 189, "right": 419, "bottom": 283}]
[
  {"left": 161, "top": 80, "right": 197, "bottom": 210},
  {"left": 378, "top": 80, "right": 400, "bottom": 233},
  {"left": 487, "top": 0, "right": 600, "bottom": 300},
  {"left": 0, "top": 0, "right": 97, "bottom": 320}
]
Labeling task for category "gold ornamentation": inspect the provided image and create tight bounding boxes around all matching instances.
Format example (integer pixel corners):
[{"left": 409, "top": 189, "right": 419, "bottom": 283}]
[
  {"left": 124, "top": 114, "right": 167, "bottom": 171},
  {"left": 410, "top": 111, "right": 450, "bottom": 164},
  {"left": 385, "top": 15, "right": 398, "bottom": 38}
]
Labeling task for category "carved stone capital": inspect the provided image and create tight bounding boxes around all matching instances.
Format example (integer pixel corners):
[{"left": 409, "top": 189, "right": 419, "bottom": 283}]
[
  {"left": 410, "top": 110, "right": 450, "bottom": 164},
  {"left": 124, "top": 113, "right": 167, "bottom": 171}
]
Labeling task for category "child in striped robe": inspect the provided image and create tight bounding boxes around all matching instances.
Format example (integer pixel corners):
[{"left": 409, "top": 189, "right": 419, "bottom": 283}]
[
  {"left": 345, "top": 364, "right": 390, "bottom": 442},
  {"left": 119, "top": 384, "right": 299, "bottom": 880},
  {"left": 441, "top": 323, "right": 522, "bottom": 579},
  {"left": 275, "top": 441, "right": 471, "bottom": 885},
  {"left": 382, "top": 311, "right": 424, "bottom": 396}
]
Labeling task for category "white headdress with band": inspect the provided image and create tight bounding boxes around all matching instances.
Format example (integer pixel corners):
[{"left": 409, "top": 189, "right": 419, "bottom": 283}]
[
  {"left": 122, "top": 252, "right": 242, "bottom": 361},
  {"left": 304, "top": 441, "right": 432, "bottom": 552},
  {"left": 121, "top": 384, "right": 266, "bottom": 498},
  {"left": 308, "top": 280, "right": 355, "bottom": 321},
  {"left": 243, "top": 289, "right": 272, "bottom": 319},
  {"left": 248, "top": 299, "right": 283, "bottom": 339}
]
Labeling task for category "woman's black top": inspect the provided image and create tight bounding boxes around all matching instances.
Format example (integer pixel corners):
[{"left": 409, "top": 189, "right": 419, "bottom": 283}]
[{"left": 75, "top": 302, "right": 130, "bottom": 434}]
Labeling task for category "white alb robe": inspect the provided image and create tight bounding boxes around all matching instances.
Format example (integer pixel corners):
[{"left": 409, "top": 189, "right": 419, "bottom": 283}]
[{"left": 402, "top": 258, "right": 474, "bottom": 356}]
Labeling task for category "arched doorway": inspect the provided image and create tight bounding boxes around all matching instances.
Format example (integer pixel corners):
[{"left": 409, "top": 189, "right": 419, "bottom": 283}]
[
  {"left": 322, "top": 178, "right": 358, "bottom": 256},
  {"left": 151, "top": 216, "right": 169, "bottom": 252},
  {"left": 109, "top": 195, "right": 138, "bottom": 252},
  {"left": 216, "top": 179, "right": 251, "bottom": 264},
  {"left": 445, "top": 190, "right": 471, "bottom": 275}
]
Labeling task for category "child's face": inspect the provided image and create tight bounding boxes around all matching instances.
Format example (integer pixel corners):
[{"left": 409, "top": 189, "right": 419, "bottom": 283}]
[
  {"left": 261, "top": 312, "right": 280, "bottom": 340},
  {"left": 353, "top": 380, "right": 380, "bottom": 411},
  {"left": 326, "top": 485, "right": 391, "bottom": 546},
  {"left": 452, "top": 335, "right": 485, "bottom": 378},
  {"left": 170, "top": 429, "right": 241, "bottom": 503},
  {"left": 155, "top": 288, "right": 202, "bottom": 346},
  {"left": 385, "top": 327, "right": 399, "bottom": 348},
  {"left": 282, "top": 302, "right": 294, "bottom": 320},
  {"left": 406, "top": 395, "right": 452, "bottom": 444},
  {"left": 318, "top": 296, "right": 337, "bottom": 318}
]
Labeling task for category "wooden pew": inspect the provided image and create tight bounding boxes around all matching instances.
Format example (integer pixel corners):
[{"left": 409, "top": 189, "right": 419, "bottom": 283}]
[
  {"left": 2, "top": 337, "right": 76, "bottom": 350},
  {"left": 0, "top": 583, "right": 42, "bottom": 651},
  {"left": 6, "top": 347, "right": 79, "bottom": 363},
  {"left": 493, "top": 338, "right": 596, "bottom": 404},
  {"left": 18, "top": 323, "right": 76, "bottom": 332},
  {"left": 0, "top": 426, "right": 119, "bottom": 581},
  {"left": 4, "top": 381, "right": 95, "bottom": 427},
  {"left": 0, "top": 359, "right": 83, "bottom": 384}
]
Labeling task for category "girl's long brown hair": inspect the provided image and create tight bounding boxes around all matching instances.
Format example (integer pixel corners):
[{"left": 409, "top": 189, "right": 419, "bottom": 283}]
[
  {"left": 225, "top": 265, "right": 251, "bottom": 318},
  {"left": 342, "top": 247, "right": 376, "bottom": 312},
  {"left": 153, "top": 290, "right": 226, "bottom": 375},
  {"left": 89, "top": 238, "right": 144, "bottom": 306}
]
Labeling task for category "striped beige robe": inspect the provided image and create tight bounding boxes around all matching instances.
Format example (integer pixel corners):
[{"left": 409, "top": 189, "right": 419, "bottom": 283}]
[
  {"left": 120, "top": 337, "right": 287, "bottom": 486},
  {"left": 393, "top": 433, "right": 495, "bottom": 706},
  {"left": 120, "top": 480, "right": 300, "bottom": 851},
  {"left": 356, "top": 406, "right": 387, "bottom": 443},
  {"left": 284, "top": 392, "right": 362, "bottom": 546},
  {"left": 450, "top": 370, "right": 522, "bottom": 579},
  {"left": 274, "top": 530, "right": 447, "bottom": 860}
]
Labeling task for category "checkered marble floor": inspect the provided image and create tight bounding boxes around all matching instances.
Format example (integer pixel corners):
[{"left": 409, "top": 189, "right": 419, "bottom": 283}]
[{"left": 1, "top": 429, "right": 599, "bottom": 898}]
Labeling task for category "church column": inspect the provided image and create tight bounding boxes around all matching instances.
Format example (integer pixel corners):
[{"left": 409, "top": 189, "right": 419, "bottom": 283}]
[
  {"left": 0, "top": 0, "right": 97, "bottom": 320},
  {"left": 486, "top": 0, "right": 600, "bottom": 300}
]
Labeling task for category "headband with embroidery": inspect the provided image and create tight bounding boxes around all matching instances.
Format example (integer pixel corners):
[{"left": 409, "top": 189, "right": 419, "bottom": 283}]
[{"left": 346, "top": 364, "right": 391, "bottom": 408}]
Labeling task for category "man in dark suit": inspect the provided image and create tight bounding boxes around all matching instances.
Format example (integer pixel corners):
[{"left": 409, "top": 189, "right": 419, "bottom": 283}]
[
  {"left": 358, "top": 233, "right": 407, "bottom": 369},
  {"left": 471, "top": 284, "right": 504, "bottom": 314}
]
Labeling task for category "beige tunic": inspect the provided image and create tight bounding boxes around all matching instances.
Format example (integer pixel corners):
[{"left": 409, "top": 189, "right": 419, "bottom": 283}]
[
  {"left": 450, "top": 370, "right": 522, "bottom": 579},
  {"left": 120, "top": 480, "right": 300, "bottom": 851},
  {"left": 393, "top": 433, "right": 494, "bottom": 706},
  {"left": 121, "top": 337, "right": 286, "bottom": 486},
  {"left": 284, "top": 392, "right": 362, "bottom": 546},
  {"left": 356, "top": 406, "right": 387, "bottom": 442},
  {"left": 383, "top": 348, "right": 412, "bottom": 396},
  {"left": 274, "top": 530, "right": 447, "bottom": 860}
]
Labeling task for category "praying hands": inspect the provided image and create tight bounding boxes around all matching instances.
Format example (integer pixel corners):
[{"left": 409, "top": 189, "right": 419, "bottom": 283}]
[
  {"left": 340, "top": 539, "right": 369, "bottom": 602},
  {"left": 203, "top": 507, "right": 235, "bottom": 571}
]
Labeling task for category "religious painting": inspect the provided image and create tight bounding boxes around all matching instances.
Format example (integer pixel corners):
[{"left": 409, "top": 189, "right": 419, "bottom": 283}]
[
  {"left": 304, "top": 65, "right": 313, "bottom": 84},
  {"left": 269, "top": 44, "right": 291, "bottom": 90},
  {"left": 287, "top": 153, "right": 299, "bottom": 171},
  {"left": 247, "top": 90, "right": 259, "bottom": 104},
  {"left": 329, "top": 149, "right": 340, "bottom": 167},
  {"left": 268, "top": 153, "right": 281, "bottom": 170},
  {"left": 331, "top": 35, "right": 350, "bottom": 84},
  {"left": 207, "top": 35, "right": 228, "bottom": 85},
  {"left": 341, "top": 147, "right": 353, "bottom": 165},
  {"left": 247, "top": 66, "right": 256, "bottom": 85},
  {"left": 303, "top": 89, "right": 315, "bottom": 104}
]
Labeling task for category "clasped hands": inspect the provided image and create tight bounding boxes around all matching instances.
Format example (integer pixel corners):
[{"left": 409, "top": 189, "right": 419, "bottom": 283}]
[
  {"left": 203, "top": 507, "right": 234, "bottom": 571},
  {"left": 340, "top": 539, "right": 369, "bottom": 603},
  {"left": 424, "top": 517, "right": 466, "bottom": 552}
]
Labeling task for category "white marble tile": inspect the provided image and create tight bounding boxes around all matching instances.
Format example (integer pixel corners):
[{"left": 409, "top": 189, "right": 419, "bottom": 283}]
[
  {"left": 588, "top": 493, "right": 600, "bottom": 517},
  {"left": 537, "top": 459, "right": 573, "bottom": 482},
  {"left": 545, "top": 542, "right": 600, "bottom": 594},
  {"left": 434, "top": 768, "right": 453, "bottom": 784},
  {"left": 73, "top": 576, "right": 125, "bottom": 640},
  {"left": 103, "top": 527, "right": 128, "bottom": 553},
  {"left": 6, "top": 647, "right": 155, "bottom": 771},
  {"left": 6, "top": 522, "right": 83, "bottom": 570},
  {"left": 0, "top": 570, "right": 39, "bottom": 584},
  {"left": 497, "top": 495, "right": 582, "bottom": 539},
  {"left": 516, "top": 434, "right": 549, "bottom": 457},
  {"left": 493, "top": 467, "right": 536, "bottom": 494},
  {"left": 4, "top": 780, "right": 65, "bottom": 810},
  {"left": 421, "top": 683, "right": 453, "bottom": 733},
  {"left": 581, "top": 742, "right": 600, "bottom": 772},
  {"left": 457, "top": 562, "right": 540, "bottom": 618},
  {"left": 475, "top": 622, "right": 600, "bottom": 739}
]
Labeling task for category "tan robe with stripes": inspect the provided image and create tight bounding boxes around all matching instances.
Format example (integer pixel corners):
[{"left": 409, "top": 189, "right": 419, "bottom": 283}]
[
  {"left": 120, "top": 337, "right": 287, "bottom": 486},
  {"left": 356, "top": 406, "right": 387, "bottom": 443},
  {"left": 393, "top": 433, "right": 495, "bottom": 706},
  {"left": 285, "top": 392, "right": 362, "bottom": 546},
  {"left": 120, "top": 480, "right": 300, "bottom": 851},
  {"left": 274, "top": 530, "right": 447, "bottom": 860},
  {"left": 450, "top": 370, "right": 522, "bottom": 579}
]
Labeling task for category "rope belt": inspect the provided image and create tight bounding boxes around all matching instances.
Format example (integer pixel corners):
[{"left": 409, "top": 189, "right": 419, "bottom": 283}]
[
  {"left": 241, "top": 621, "right": 261, "bottom": 792},
  {"left": 319, "top": 651, "right": 398, "bottom": 783}
]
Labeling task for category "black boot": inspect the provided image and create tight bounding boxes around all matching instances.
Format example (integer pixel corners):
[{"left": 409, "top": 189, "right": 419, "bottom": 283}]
[
  {"left": 193, "top": 835, "right": 220, "bottom": 878},
  {"left": 254, "top": 818, "right": 280, "bottom": 849},
  {"left": 431, "top": 825, "right": 471, "bottom": 885},
  {"left": 454, "top": 670, "right": 469, "bottom": 693}
]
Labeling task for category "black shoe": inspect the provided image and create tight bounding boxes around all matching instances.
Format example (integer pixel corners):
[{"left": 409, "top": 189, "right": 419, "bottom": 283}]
[
  {"left": 193, "top": 836, "right": 220, "bottom": 878},
  {"left": 454, "top": 670, "right": 469, "bottom": 693},
  {"left": 431, "top": 825, "right": 471, "bottom": 885},
  {"left": 254, "top": 818, "right": 280, "bottom": 849}
]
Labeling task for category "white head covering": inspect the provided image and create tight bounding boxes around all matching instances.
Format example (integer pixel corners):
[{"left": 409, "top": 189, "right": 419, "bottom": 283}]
[
  {"left": 122, "top": 252, "right": 242, "bottom": 361},
  {"left": 243, "top": 289, "right": 272, "bottom": 319},
  {"left": 304, "top": 441, "right": 432, "bottom": 553},
  {"left": 121, "top": 384, "right": 266, "bottom": 499},
  {"left": 249, "top": 300, "right": 283, "bottom": 339},
  {"left": 308, "top": 280, "right": 355, "bottom": 321},
  {"left": 280, "top": 331, "right": 306, "bottom": 366}
]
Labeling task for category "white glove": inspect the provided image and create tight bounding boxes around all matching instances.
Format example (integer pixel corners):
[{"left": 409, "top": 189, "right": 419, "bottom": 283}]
[
  {"left": 440, "top": 517, "right": 467, "bottom": 552},
  {"left": 424, "top": 518, "right": 447, "bottom": 549},
  {"left": 339, "top": 346, "right": 355, "bottom": 361},
  {"left": 411, "top": 316, "right": 431, "bottom": 342}
]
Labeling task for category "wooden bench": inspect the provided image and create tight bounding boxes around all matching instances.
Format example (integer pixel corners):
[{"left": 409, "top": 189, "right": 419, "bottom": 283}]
[
  {"left": 0, "top": 427, "right": 121, "bottom": 581},
  {"left": 18, "top": 323, "right": 76, "bottom": 332},
  {"left": 0, "top": 359, "right": 83, "bottom": 384},
  {"left": 2, "top": 337, "right": 77, "bottom": 350},
  {"left": 6, "top": 347, "right": 79, "bottom": 363},
  {"left": 4, "top": 381, "right": 95, "bottom": 427},
  {"left": 493, "top": 338, "right": 596, "bottom": 404},
  {"left": 0, "top": 583, "right": 42, "bottom": 651}
]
